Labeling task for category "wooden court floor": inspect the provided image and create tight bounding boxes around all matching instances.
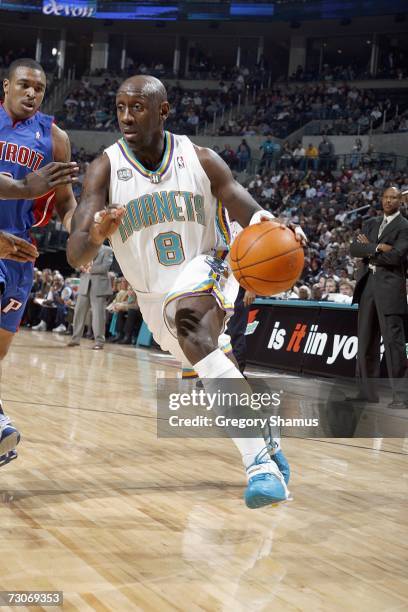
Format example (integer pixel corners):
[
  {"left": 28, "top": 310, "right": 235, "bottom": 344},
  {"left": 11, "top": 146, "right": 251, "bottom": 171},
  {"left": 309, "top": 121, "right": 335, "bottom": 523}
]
[{"left": 0, "top": 330, "right": 407, "bottom": 612}]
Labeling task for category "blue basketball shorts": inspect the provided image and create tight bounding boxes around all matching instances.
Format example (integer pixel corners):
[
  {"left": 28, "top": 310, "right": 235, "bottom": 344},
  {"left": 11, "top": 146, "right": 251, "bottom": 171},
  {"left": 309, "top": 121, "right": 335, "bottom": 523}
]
[{"left": 0, "top": 260, "right": 33, "bottom": 333}]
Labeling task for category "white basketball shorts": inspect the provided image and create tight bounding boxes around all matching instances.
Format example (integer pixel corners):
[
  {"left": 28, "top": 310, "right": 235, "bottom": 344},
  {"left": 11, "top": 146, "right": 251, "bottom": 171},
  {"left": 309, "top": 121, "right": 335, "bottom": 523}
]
[{"left": 136, "top": 254, "right": 239, "bottom": 367}]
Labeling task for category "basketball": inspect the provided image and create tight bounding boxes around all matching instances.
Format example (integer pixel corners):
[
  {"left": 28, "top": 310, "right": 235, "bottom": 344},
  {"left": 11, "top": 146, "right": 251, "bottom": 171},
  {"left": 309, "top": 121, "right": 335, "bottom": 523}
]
[{"left": 230, "top": 221, "right": 304, "bottom": 295}]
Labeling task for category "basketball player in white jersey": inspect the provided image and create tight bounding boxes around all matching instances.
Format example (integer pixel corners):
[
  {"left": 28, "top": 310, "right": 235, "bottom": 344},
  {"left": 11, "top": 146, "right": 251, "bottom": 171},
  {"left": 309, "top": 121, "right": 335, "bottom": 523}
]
[{"left": 68, "top": 75, "right": 305, "bottom": 509}]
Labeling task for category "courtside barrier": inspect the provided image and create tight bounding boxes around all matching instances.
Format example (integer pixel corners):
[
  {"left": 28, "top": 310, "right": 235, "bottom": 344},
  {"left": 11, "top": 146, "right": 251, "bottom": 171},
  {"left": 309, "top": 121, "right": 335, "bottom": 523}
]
[{"left": 246, "top": 299, "right": 360, "bottom": 377}]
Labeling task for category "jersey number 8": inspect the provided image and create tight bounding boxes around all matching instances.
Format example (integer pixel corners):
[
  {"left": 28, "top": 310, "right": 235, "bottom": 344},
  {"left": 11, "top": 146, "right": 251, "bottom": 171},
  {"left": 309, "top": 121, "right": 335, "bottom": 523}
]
[{"left": 154, "top": 231, "right": 185, "bottom": 266}]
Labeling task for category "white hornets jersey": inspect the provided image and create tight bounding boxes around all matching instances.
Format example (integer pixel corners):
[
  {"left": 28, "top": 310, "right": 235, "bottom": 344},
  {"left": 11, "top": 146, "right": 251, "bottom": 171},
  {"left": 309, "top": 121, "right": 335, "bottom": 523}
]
[{"left": 105, "top": 131, "right": 231, "bottom": 294}]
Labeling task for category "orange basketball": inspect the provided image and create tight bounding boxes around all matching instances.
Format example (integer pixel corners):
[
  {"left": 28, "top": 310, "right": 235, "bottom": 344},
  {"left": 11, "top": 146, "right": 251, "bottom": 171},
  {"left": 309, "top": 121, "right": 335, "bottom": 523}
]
[{"left": 230, "top": 221, "right": 304, "bottom": 296}]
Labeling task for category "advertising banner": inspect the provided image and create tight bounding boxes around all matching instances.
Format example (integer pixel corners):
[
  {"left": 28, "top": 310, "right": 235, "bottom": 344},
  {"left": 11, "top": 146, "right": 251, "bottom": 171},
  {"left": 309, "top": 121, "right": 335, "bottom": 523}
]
[
  {"left": 2, "top": 0, "right": 408, "bottom": 21},
  {"left": 42, "top": 0, "right": 96, "bottom": 18},
  {"left": 245, "top": 301, "right": 359, "bottom": 377}
]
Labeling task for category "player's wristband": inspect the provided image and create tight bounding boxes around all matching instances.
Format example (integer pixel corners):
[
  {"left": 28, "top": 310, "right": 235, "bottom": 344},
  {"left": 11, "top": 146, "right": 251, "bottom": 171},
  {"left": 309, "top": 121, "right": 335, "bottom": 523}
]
[{"left": 249, "top": 210, "right": 275, "bottom": 225}]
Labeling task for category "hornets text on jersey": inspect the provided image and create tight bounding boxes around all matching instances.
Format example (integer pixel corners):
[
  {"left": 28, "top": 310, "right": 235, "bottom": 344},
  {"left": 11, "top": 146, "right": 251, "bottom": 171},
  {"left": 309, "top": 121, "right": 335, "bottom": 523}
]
[{"left": 106, "top": 131, "right": 231, "bottom": 294}]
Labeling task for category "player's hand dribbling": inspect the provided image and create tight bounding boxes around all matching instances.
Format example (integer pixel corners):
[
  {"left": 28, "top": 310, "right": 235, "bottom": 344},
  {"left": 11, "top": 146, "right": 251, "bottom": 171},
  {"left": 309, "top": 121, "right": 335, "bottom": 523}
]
[
  {"left": 287, "top": 222, "right": 308, "bottom": 246},
  {"left": 256, "top": 212, "right": 308, "bottom": 246},
  {"left": 23, "top": 162, "right": 79, "bottom": 197},
  {"left": 89, "top": 205, "right": 125, "bottom": 246},
  {"left": 0, "top": 231, "right": 39, "bottom": 262}
]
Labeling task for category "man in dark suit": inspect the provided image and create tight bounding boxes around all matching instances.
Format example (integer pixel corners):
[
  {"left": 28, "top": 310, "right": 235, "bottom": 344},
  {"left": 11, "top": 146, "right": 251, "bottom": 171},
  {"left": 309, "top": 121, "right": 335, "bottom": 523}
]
[
  {"left": 67, "top": 243, "right": 113, "bottom": 350},
  {"left": 350, "top": 186, "right": 408, "bottom": 408}
]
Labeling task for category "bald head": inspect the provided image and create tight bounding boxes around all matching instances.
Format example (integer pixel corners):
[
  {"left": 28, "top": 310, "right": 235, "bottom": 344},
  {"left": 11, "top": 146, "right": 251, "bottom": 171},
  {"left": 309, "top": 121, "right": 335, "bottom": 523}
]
[
  {"left": 115, "top": 74, "right": 170, "bottom": 153},
  {"left": 382, "top": 186, "right": 401, "bottom": 216},
  {"left": 384, "top": 186, "right": 400, "bottom": 197},
  {"left": 117, "top": 74, "right": 167, "bottom": 103}
]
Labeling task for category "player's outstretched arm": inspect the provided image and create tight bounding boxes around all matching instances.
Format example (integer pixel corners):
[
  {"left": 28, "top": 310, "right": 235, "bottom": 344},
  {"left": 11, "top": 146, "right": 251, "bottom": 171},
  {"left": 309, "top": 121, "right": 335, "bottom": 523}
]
[
  {"left": 52, "top": 124, "right": 79, "bottom": 232},
  {"left": 195, "top": 145, "right": 261, "bottom": 227},
  {"left": 67, "top": 154, "right": 124, "bottom": 268},
  {"left": 196, "top": 145, "right": 307, "bottom": 244},
  {"left": 0, "top": 162, "right": 78, "bottom": 200}
]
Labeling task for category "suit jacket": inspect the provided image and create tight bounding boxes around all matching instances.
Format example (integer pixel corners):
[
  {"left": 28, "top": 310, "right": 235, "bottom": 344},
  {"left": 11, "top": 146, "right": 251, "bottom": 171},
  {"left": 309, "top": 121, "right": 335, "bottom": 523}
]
[
  {"left": 78, "top": 244, "right": 114, "bottom": 297},
  {"left": 350, "top": 214, "right": 408, "bottom": 315}
]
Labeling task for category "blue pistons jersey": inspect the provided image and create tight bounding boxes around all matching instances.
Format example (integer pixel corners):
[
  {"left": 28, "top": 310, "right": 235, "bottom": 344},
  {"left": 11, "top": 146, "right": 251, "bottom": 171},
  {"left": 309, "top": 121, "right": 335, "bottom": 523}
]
[
  {"left": 0, "top": 104, "right": 55, "bottom": 333},
  {"left": 0, "top": 104, "right": 55, "bottom": 237}
]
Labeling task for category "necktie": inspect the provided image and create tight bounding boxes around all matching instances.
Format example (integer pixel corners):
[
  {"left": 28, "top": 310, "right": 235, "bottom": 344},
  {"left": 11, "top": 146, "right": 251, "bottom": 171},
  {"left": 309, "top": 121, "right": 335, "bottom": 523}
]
[
  {"left": 369, "top": 217, "right": 388, "bottom": 274},
  {"left": 378, "top": 217, "right": 387, "bottom": 238}
]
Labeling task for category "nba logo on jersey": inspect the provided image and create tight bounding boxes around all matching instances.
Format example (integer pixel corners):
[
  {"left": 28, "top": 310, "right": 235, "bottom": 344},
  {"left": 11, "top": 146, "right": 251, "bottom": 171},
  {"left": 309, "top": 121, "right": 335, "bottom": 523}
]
[
  {"left": 150, "top": 173, "right": 161, "bottom": 184},
  {"left": 35, "top": 131, "right": 41, "bottom": 140},
  {"left": 177, "top": 156, "right": 185, "bottom": 169},
  {"left": 117, "top": 168, "right": 132, "bottom": 181}
]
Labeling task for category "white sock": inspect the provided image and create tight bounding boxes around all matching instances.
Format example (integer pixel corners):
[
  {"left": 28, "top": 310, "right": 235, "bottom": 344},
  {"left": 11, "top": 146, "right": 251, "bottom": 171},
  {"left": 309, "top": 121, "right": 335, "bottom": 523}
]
[{"left": 194, "top": 348, "right": 270, "bottom": 469}]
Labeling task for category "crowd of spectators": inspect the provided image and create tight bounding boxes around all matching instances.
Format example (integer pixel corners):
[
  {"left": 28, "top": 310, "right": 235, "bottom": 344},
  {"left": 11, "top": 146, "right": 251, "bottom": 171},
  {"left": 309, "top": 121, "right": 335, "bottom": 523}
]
[
  {"left": 216, "top": 135, "right": 400, "bottom": 176},
  {"left": 290, "top": 56, "right": 408, "bottom": 83},
  {"left": 242, "top": 153, "right": 408, "bottom": 300},
  {"left": 385, "top": 108, "right": 408, "bottom": 133},
  {"left": 22, "top": 269, "right": 143, "bottom": 344},
  {"left": 55, "top": 52, "right": 408, "bottom": 137},
  {"left": 56, "top": 76, "right": 244, "bottom": 134},
  {"left": 217, "top": 82, "right": 400, "bottom": 138},
  {"left": 97, "top": 57, "right": 270, "bottom": 87},
  {"left": 54, "top": 58, "right": 408, "bottom": 138}
]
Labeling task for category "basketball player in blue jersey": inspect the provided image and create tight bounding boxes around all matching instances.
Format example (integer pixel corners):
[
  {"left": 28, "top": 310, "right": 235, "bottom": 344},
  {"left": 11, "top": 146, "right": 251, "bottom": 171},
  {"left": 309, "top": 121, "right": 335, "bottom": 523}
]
[
  {"left": 68, "top": 75, "right": 306, "bottom": 509},
  {"left": 0, "top": 58, "right": 78, "bottom": 466}
]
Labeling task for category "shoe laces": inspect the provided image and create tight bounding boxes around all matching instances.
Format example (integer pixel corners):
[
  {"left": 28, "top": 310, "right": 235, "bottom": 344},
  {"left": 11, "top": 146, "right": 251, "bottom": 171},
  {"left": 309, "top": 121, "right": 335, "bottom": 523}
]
[
  {"left": 246, "top": 447, "right": 290, "bottom": 497},
  {"left": 262, "top": 423, "right": 281, "bottom": 456},
  {"left": 246, "top": 447, "right": 280, "bottom": 479}
]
